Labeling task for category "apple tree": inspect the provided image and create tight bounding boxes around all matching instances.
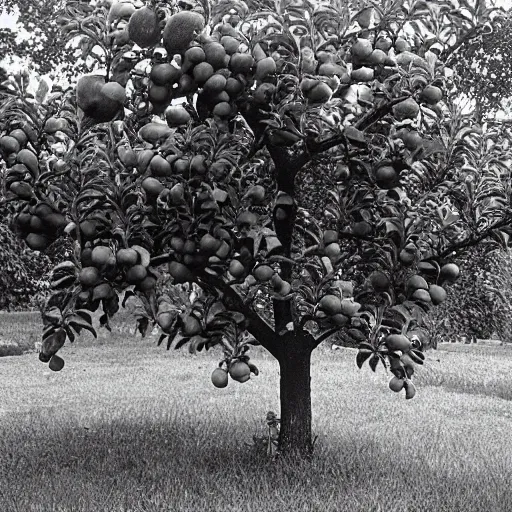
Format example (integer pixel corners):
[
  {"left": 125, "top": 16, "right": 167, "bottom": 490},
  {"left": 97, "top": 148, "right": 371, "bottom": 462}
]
[
  {"left": 2, "top": 0, "right": 512, "bottom": 457},
  {"left": 0, "top": 72, "right": 70, "bottom": 310}
]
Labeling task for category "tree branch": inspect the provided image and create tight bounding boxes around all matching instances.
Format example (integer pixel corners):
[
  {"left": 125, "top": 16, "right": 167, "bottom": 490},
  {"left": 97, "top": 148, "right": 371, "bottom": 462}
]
[
  {"left": 355, "top": 95, "right": 410, "bottom": 131},
  {"left": 443, "top": 26, "right": 480, "bottom": 68},
  {"left": 305, "top": 96, "right": 410, "bottom": 155},
  {"left": 306, "top": 132, "right": 345, "bottom": 155},
  {"left": 438, "top": 213, "right": 512, "bottom": 259},
  {"left": 197, "top": 272, "right": 280, "bottom": 359},
  {"left": 266, "top": 146, "right": 306, "bottom": 331},
  {"left": 313, "top": 328, "right": 339, "bottom": 349},
  {"left": 267, "top": 145, "right": 310, "bottom": 190}
]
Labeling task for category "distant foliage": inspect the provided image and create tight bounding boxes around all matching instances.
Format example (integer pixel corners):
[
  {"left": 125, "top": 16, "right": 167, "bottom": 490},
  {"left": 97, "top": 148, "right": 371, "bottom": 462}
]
[
  {"left": 451, "top": 9, "right": 512, "bottom": 119},
  {"left": 427, "top": 245, "right": 512, "bottom": 344},
  {"left": 0, "top": 0, "right": 86, "bottom": 80},
  {"left": 0, "top": 219, "right": 53, "bottom": 310}
]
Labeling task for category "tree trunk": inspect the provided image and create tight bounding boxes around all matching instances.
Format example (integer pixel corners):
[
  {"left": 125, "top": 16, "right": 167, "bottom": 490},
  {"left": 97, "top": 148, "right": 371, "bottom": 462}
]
[{"left": 277, "top": 335, "right": 314, "bottom": 457}]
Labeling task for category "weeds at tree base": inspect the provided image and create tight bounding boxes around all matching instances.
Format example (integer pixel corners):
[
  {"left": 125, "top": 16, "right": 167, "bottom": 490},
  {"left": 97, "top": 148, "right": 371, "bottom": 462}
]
[
  {"left": 247, "top": 411, "right": 319, "bottom": 461},
  {"left": 247, "top": 411, "right": 281, "bottom": 460}
]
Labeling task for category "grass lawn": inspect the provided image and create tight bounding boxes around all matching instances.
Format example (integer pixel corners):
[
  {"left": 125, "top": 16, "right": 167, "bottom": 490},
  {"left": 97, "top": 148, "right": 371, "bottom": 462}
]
[{"left": 1, "top": 336, "right": 511, "bottom": 511}]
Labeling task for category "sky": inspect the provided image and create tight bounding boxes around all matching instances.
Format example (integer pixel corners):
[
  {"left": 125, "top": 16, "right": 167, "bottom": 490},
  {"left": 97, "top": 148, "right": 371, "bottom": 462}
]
[
  {"left": 1, "top": 5, "right": 29, "bottom": 59},
  {"left": 0, "top": 8, "right": 17, "bottom": 30}
]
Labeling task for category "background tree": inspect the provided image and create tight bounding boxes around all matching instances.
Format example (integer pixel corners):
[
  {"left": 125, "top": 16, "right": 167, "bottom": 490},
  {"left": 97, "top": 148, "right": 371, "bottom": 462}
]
[
  {"left": 0, "top": 217, "right": 55, "bottom": 310},
  {"left": 2, "top": 0, "right": 512, "bottom": 458},
  {"left": 448, "top": 6, "right": 512, "bottom": 120},
  {"left": 426, "top": 244, "right": 512, "bottom": 346},
  {"left": 1, "top": 0, "right": 81, "bottom": 79}
]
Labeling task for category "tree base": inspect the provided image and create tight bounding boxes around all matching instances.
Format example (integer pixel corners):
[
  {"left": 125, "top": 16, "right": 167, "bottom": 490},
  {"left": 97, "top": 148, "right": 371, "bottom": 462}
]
[{"left": 277, "top": 331, "right": 314, "bottom": 458}]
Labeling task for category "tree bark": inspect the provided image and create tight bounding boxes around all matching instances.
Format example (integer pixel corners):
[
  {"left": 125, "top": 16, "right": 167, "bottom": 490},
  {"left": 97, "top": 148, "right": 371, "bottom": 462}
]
[{"left": 277, "top": 332, "right": 314, "bottom": 457}]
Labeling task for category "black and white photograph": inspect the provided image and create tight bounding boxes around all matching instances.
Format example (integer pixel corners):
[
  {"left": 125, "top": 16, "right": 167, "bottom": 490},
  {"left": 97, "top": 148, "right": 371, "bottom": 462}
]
[{"left": 1, "top": 0, "right": 511, "bottom": 510}]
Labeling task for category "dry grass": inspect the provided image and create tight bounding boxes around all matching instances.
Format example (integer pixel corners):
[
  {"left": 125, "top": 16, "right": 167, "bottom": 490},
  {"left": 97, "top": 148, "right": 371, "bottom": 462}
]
[{"left": 1, "top": 337, "right": 511, "bottom": 511}]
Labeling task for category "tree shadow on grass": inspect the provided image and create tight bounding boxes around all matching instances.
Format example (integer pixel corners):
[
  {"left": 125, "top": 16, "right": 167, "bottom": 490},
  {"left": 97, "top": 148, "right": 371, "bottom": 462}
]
[{"left": 2, "top": 414, "right": 511, "bottom": 511}]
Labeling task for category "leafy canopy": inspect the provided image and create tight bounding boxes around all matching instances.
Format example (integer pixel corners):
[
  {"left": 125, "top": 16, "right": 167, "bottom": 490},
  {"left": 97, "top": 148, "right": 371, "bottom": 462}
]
[{"left": 1, "top": 0, "right": 512, "bottom": 399}]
